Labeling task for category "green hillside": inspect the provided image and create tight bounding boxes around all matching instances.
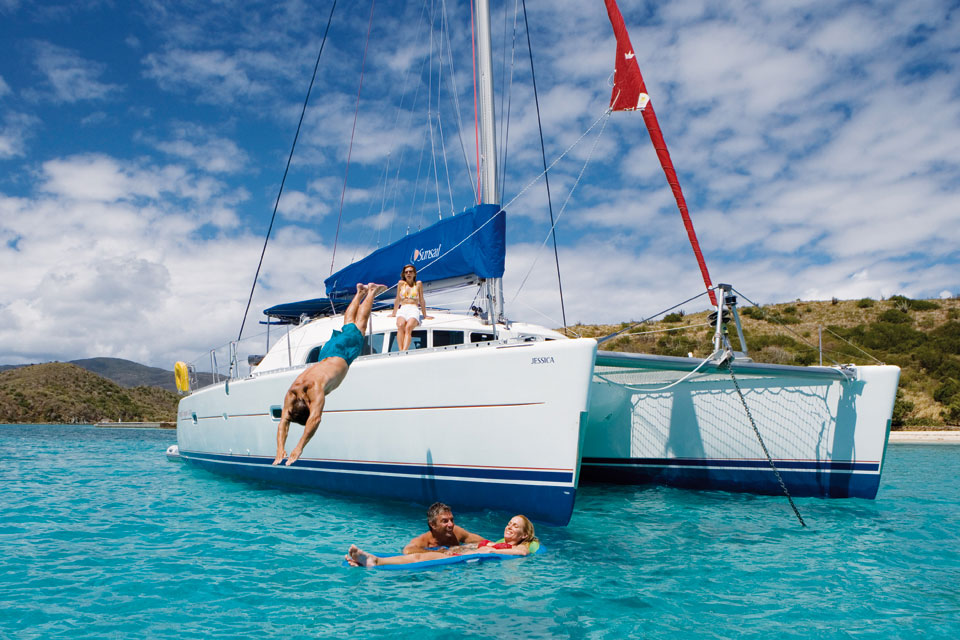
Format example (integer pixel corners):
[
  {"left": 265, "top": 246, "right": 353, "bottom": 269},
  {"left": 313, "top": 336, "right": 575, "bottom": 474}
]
[
  {"left": 0, "top": 363, "right": 180, "bottom": 424},
  {"left": 572, "top": 295, "right": 960, "bottom": 428},
  {"left": 69, "top": 357, "right": 178, "bottom": 391},
  {"left": 1, "top": 295, "right": 958, "bottom": 427},
  {"left": 1, "top": 357, "right": 217, "bottom": 392}
]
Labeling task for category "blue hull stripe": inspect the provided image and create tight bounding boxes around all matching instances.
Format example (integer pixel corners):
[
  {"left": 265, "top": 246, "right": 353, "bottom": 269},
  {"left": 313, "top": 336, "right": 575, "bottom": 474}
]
[
  {"left": 581, "top": 459, "right": 881, "bottom": 499},
  {"left": 581, "top": 456, "right": 880, "bottom": 472},
  {"left": 179, "top": 452, "right": 576, "bottom": 525},
  {"left": 181, "top": 451, "right": 574, "bottom": 484}
]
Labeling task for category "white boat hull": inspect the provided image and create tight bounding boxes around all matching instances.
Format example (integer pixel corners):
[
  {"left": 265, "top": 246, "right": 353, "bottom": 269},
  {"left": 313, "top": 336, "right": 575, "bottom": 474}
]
[
  {"left": 582, "top": 351, "right": 901, "bottom": 498},
  {"left": 176, "top": 338, "right": 597, "bottom": 525}
]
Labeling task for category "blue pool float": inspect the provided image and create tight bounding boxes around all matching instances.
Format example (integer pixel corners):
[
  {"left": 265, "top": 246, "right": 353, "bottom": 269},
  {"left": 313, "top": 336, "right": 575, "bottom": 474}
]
[{"left": 342, "top": 540, "right": 543, "bottom": 571}]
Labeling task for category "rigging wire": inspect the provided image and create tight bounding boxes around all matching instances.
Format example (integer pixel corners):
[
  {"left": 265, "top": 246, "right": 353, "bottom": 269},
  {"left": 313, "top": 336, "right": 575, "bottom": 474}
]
[
  {"left": 380, "top": 1, "right": 430, "bottom": 248},
  {"left": 435, "top": 1, "right": 456, "bottom": 217},
  {"left": 427, "top": 0, "right": 443, "bottom": 220},
  {"left": 731, "top": 287, "right": 881, "bottom": 367},
  {"left": 376, "top": 151, "right": 390, "bottom": 248},
  {"left": 414, "top": 107, "right": 612, "bottom": 283},
  {"left": 439, "top": 0, "right": 478, "bottom": 205},
  {"left": 510, "top": 109, "right": 611, "bottom": 303},
  {"left": 498, "top": 0, "right": 520, "bottom": 202},
  {"left": 596, "top": 289, "right": 713, "bottom": 345},
  {"left": 329, "top": 0, "right": 376, "bottom": 276},
  {"left": 436, "top": 113, "right": 456, "bottom": 216},
  {"left": 350, "top": 157, "right": 391, "bottom": 265},
  {"left": 502, "top": 108, "right": 610, "bottom": 210},
  {"left": 470, "top": 0, "right": 481, "bottom": 202},
  {"left": 409, "top": 127, "right": 429, "bottom": 231},
  {"left": 521, "top": 0, "right": 566, "bottom": 333},
  {"left": 236, "top": 0, "right": 338, "bottom": 344},
  {"left": 822, "top": 325, "right": 885, "bottom": 365}
]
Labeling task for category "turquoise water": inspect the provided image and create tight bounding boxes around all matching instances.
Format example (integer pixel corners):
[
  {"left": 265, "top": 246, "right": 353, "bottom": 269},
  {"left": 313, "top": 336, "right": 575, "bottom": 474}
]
[{"left": 2, "top": 425, "right": 958, "bottom": 638}]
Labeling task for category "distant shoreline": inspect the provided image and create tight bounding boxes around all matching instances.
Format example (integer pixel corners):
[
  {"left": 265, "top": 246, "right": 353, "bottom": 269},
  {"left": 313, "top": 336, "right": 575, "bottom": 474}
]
[
  {"left": 95, "top": 421, "right": 175, "bottom": 429},
  {"left": 888, "top": 430, "right": 960, "bottom": 444}
]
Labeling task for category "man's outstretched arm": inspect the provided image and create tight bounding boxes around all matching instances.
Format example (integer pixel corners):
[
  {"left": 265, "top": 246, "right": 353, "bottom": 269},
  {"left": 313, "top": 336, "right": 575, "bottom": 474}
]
[
  {"left": 456, "top": 526, "right": 486, "bottom": 545},
  {"left": 272, "top": 390, "right": 297, "bottom": 465},
  {"left": 402, "top": 532, "right": 432, "bottom": 555},
  {"left": 286, "top": 386, "right": 325, "bottom": 465}
]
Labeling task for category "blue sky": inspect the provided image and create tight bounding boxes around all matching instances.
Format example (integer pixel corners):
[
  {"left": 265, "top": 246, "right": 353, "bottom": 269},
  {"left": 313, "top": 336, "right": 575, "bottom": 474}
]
[{"left": 1, "top": 0, "right": 959, "bottom": 369}]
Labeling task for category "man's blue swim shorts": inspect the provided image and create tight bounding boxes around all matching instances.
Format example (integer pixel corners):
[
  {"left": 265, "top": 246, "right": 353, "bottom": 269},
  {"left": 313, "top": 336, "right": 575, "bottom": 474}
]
[{"left": 316, "top": 323, "right": 364, "bottom": 366}]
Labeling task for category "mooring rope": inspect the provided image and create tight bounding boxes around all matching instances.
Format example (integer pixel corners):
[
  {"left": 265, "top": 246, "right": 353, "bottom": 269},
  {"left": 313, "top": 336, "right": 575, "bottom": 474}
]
[{"left": 722, "top": 360, "right": 807, "bottom": 527}]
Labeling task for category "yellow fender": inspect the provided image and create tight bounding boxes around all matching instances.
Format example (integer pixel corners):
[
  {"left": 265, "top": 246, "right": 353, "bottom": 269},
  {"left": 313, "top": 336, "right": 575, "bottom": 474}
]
[{"left": 174, "top": 361, "right": 190, "bottom": 393}]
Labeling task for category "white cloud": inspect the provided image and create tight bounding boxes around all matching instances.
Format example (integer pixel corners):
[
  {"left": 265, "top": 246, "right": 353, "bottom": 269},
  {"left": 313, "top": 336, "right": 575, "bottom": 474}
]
[
  {"left": 0, "top": 112, "right": 38, "bottom": 158},
  {"left": 143, "top": 49, "right": 270, "bottom": 104},
  {"left": 32, "top": 42, "right": 121, "bottom": 103},
  {"left": 144, "top": 123, "right": 249, "bottom": 173},
  {"left": 3, "top": 0, "right": 960, "bottom": 369},
  {"left": 0, "top": 155, "right": 328, "bottom": 368}
]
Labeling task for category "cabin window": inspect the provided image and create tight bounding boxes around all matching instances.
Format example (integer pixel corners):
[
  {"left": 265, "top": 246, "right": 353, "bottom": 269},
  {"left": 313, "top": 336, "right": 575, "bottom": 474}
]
[
  {"left": 388, "top": 330, "right": 426, "bottom": 352},
  {"left": 305, "top": 345, "right": 322, "bottom": 363},
  {"left": 470, "top": 332, "right": 496, "bottom": 343},
  {"left": 363, "top": 332, "right": 385, "bottom": 355},
  {"left": 432, "top": 330, "right": 465, "bottom": 347}
]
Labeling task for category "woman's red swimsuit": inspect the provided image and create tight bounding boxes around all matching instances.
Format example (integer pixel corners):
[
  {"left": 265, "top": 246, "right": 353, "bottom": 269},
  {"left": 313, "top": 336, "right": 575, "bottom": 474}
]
[{"left": 478, "top": 540, "right": 513, "bottom": 549}]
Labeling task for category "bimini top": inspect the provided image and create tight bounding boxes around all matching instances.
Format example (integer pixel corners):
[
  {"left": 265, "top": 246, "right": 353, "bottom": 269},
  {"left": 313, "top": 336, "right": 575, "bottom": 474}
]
[
  {"left": 324, "top": 203, "right": 505, "bottom": 298},
  {"left": 263, "top": 297, "right": 392, "bottom": 324}
]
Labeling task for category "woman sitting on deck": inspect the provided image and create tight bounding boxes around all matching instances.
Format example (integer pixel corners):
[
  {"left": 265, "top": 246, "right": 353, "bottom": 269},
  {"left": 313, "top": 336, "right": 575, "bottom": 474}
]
[
  {"left": 346, "top": 515, "right": 537, "bottom": 568},
  {"left": 389, "top": 264, "right": 432, "bottom": 351}
]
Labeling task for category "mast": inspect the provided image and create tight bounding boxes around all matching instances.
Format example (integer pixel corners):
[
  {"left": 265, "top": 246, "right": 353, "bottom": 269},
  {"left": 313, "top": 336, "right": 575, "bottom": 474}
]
[{"left": 475, "top": 0, "right": 504, "bottom": 322}]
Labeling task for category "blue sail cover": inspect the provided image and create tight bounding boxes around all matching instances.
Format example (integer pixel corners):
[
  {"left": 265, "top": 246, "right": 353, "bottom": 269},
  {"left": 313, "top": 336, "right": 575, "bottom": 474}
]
[
  {"left": 263, "top": 297, "right": 394, "bottom": 323},
  {"left": 324, "top": 204, "right": 505, "bottom": 297}
]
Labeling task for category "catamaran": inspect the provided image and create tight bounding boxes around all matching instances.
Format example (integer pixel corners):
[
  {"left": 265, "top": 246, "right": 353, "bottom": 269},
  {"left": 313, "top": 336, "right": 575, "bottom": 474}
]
[{"left": 171, "top": 0, "right": 899, "bottom": 525}]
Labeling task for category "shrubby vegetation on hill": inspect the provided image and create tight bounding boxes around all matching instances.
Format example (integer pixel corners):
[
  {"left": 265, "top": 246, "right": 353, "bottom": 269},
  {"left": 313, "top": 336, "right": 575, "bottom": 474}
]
[
  {"left": 3, "top": 296, "right": 958, "bottom": 428},
  {"left": 571, "top": 295, "right": 960, "bottom": 428},
  {"left": 0, "top": 363, "right": 179, "bottom": 424}
]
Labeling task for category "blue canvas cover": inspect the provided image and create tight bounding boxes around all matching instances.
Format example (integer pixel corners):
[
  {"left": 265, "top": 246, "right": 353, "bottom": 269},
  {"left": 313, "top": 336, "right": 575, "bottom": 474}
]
[
  {"left": 263, "top": 297, "right": 393, "bottom": 323},
  {"left": 324, "top": 204, "right": 505, "bottom": 297}
]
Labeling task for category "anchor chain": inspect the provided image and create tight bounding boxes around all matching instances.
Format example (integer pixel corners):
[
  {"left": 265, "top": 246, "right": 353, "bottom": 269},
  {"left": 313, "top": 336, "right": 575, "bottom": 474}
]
[{"left": 723, "top": 360, "right": 807, "bottom": 527}]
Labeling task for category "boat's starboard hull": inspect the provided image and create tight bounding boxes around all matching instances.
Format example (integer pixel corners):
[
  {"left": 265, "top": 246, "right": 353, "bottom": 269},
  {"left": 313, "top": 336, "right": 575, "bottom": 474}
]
[{"left": 582, "top": 351, "right": 900, "bottom": 499}]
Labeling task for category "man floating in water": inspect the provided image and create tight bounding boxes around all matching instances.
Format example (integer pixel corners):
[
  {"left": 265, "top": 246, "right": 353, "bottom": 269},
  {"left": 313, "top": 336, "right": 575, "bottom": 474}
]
[
  {"left": 273, "top": 282, "right": 386, "bottom": 466},
  {"left": 402, "top": 502, "right": 486, "bottom": 554}
]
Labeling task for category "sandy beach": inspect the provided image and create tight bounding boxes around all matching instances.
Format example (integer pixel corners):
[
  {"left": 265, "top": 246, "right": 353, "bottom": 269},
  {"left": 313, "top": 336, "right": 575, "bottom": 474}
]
[{"left": 889, "top": 430, "right": 960, "bottom": 444}]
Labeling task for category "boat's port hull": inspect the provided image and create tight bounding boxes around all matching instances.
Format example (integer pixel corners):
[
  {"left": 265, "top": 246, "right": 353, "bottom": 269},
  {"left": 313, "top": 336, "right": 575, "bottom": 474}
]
[
  {"left": 177, "top": 451, "right": 577, "bottom": 523},
  {"left": 176, "top": 338, "right": 597, "bottom": 525},
  {"left": 582, "top": 351, "right": 900, "bottom": 498}
]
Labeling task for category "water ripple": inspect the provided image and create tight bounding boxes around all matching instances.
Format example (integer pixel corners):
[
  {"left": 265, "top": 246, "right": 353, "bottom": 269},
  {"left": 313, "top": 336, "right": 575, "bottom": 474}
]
[{"left": 1, "top": 426, "right": 959, "bottom": 638}]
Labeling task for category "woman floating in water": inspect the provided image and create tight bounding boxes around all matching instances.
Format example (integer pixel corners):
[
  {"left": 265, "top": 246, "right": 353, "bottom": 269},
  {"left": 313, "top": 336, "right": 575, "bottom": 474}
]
[
  {"left": 346, "top": 515, "right": 537, "bottom": 568},
  {"left": 389, "top": 264, "right": 432, "bottom": 351}
]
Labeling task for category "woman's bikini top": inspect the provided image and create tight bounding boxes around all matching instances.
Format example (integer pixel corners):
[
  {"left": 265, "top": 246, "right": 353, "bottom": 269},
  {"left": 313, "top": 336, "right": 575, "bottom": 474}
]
[
  {"left": 477, "top": 540, "right": 513, "bottom": 549},
  {"left": 399, "top": 280, "right": 419, "bottom": 304}
]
